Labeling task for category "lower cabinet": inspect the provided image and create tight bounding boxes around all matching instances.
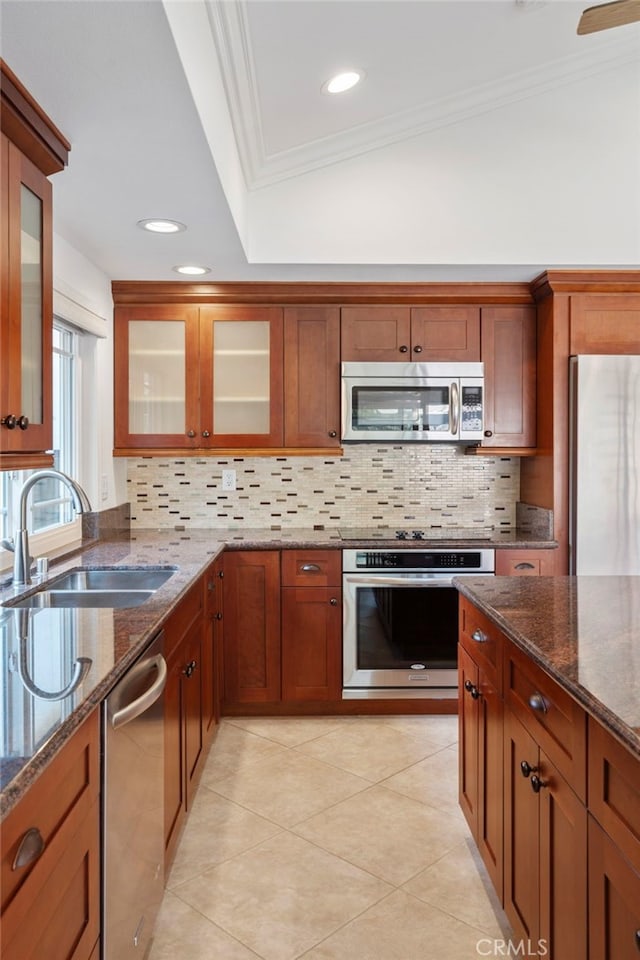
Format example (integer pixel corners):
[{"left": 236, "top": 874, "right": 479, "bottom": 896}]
[
  {"left": 222, "top": 549, "right": 343, "bottom": 710},
  {"left": 203, "top": 557, "right": 224, "bottom": 740},
  {"left": 495, "top": 549, "right": 557, "bottom": 577},
  {"left": 164, "top": 578, "right": 207, "bottom": 867},
  {"left": 281, "top": 551, "right": 342, "bottom": 702},
  {"left": 222, "top": 550, "right": 281, "bottom": 706},
  {"left": 458, "top": 607, "right": 504, "bottom": 899},
  {"left": 503, "top": 709, "right": 587, "bottom": 959},
  {"left": 588, "top": 816, "right": 640, "bottom": 960},
  {"left": 0, "top": 710, "right": 101, "bottom": 960}
]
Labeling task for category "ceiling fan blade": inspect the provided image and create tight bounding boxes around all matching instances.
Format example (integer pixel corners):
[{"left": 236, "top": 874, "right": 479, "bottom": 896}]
[{"left": 578, "top": 0, "right": 640, "bottom": 34}]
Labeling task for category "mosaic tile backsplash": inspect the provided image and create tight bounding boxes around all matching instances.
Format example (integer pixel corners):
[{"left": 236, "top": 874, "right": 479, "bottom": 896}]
[{"left": 127, "top": 446, "right": 520, "bottom": 531}]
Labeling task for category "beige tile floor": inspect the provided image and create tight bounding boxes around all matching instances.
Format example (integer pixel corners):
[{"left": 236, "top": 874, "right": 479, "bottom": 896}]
[{"left": 149, "top": 715, "right": 511, "bottom": 960}]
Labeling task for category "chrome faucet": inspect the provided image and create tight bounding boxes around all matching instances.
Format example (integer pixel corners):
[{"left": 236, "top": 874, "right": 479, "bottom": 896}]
[{"left": 1, "top": 470, "right": 92, "bottom": 587}]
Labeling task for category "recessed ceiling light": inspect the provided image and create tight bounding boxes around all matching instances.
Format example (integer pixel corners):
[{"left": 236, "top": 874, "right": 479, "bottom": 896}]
[
  {"left": 322, "top": 70, "right": 364, "bottom": 95},
  {"left": 137, "top": 219, "right": 186, "bottom": 234},
  {"left": 172, "top": 264, "right": 211, "bottom": 276}
]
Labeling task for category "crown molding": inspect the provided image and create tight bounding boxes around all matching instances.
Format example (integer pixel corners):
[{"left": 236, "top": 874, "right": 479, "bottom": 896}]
[{"left": 206, "top": 2, "right": 640, "bottom": 191}]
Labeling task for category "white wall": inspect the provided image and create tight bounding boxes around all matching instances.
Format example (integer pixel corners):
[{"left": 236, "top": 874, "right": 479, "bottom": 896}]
[
  {"left": 247, "top": 61, "right": 640, "bottom": 266},
  {"left": 52, "top": 234, "right": 126, "bottom": 510}
]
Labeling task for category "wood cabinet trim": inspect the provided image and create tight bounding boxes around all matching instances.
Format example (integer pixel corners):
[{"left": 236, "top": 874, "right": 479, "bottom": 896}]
[
  {"left": 112, "top": 281, "right": 535, "bottom": 306},
  {"left": 1, "top": 59, "right": 70, "bottom": 175}
]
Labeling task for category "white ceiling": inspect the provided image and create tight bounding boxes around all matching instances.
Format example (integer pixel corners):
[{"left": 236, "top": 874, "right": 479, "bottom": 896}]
[{"left": 1, "top": 0, "right": 639, "bottom": 283}]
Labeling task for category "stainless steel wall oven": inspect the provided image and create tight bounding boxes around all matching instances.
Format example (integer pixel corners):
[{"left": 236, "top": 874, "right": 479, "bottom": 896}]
[{"left": 342, "top": 548, "right": 495, "bottom": 698}]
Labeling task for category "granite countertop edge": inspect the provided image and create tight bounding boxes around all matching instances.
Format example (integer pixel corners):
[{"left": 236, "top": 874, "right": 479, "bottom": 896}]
[{"left": 0, "top": 526, "right": 555, "bottom": 819}]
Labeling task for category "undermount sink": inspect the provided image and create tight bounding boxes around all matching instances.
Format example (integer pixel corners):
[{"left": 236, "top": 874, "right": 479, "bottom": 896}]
[
  {"left": 4, "top": 566, "right": 177, "bottom": 610},
  {"left": 11, "top": 589, "right": 156, "bottom": 609}
]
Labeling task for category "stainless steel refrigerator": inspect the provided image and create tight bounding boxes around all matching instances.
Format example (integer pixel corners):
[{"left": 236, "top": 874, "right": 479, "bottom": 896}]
[{"left": 569, "top": 354, "right": 640, "bottom": 574}]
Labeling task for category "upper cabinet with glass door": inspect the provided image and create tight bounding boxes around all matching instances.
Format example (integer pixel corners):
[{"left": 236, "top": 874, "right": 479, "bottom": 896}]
[
  {"left": 113, "top": 304, "right": 283, "bottom": 452},
  {"left": 0, "top": 61, "right": 70, "bottom": 467}
]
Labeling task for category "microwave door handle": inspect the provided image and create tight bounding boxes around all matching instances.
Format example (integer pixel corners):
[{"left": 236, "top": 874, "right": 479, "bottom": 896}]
[{"left": 450, "top": 381, "right": 460, "bottom": 436}]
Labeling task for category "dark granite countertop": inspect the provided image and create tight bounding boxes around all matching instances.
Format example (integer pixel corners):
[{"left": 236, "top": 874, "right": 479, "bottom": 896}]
[
  {"left": 455, "top": 576, "right": 640, "bottom": 760},
  {"left": 0, "top": 525, "right": 555, "bottom": 818}
]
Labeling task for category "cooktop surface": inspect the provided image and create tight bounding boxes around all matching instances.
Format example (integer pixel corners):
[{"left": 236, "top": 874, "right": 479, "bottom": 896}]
[{"left": 339, "top": 527, "right": 494, "bottom": 542}]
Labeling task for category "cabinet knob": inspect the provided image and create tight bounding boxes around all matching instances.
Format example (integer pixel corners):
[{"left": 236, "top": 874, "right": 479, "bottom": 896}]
[
  {"left": 413, "top": 345, "right": 423, "bottom": 354},
  {"left": 215, "top": 612, "right": 222, "bottom": 620},
  {"left": 329, "top": 597, "right": 338, "bottom": 606},
  {"left": 471, "top": 629, "right": 488, "bottom": 643},
  {"left": 12, "top": 827, "right": 45, "bottom": 870},
  {"left": 328, "top": 430, "right": 337, "bottom": 438},
  {"left": 464, "top": 679, "right": 479, "bottom": 699},
  {"left": 399, "top": 345, "right": 409, "bottom": 353},
  {"left": 17, "top": 415, "right": 29, "bottom": 430},
  {"left": 484, "top": 430, "right": 493, "bottom": 438},
  {"left": 528, "top": 692, "right": 549, "bottom": 714},
  {"left": 1, "top": 414, "right": 17, "bottom": 430},
  {"left": 635, "top": 930, "right": 640, "bottom": 952},
  {"left": 520, "top": 760, "right": 537, "bottom": 779},
  {"left": 202, "top": 430, "right": 211, "bottom": 438},
  {"left": 183, "top": 659, "right": 197, "bottom": 678},
  {"left": 187, "top": 429, "right": 196, "bottom": 438},
  {"left": 530, "top": 774, "right": 547, "bottom": 794},
  {"left": 218, "top": 570, "right": 224, "bottom": 579}
]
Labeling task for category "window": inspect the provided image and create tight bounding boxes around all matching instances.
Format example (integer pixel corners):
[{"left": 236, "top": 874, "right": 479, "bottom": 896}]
[{"left": 1, "top": 319, "right": 84, "bottom": 565}]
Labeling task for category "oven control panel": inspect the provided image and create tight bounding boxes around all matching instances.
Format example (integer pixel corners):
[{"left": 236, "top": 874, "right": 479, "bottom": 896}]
[{"left": 343, "top": 548, "right": 495, "bottom": 574}]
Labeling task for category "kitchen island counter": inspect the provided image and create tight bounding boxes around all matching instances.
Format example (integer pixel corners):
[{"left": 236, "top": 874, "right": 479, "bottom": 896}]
[{"left": 455, "top": 575, "right": 640, "bottom": 760}]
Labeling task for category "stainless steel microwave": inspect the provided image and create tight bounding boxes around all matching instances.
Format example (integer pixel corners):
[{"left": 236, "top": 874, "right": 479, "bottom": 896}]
[{"left": 341, "top": 362, "right": 484, "bottom": 443}]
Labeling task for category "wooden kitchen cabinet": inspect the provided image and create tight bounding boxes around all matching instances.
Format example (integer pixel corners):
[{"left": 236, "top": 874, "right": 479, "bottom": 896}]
[
  {"left": 587, "top": 716, "right": 640, "bottom": 959},
  {"left": 458, "top": 599, "right": 504, "bottom": 897},
  {"left": 480, "top": 305, "right": 536, "bottom": 449},
  {"left": 281, "top": 550, "right": 342, "bottom": 702},
  {"left": 202, "top": 556, "right": 223, "bottom": 740},
  {"left": 0, "top": 709, "right": 100, "bottom": 960},
  {"left": 1, "top": 62, "right": 70, "bottom": 468},
  {"left": 163, "top": 578, "right": 206, "bottom": 867},
  {"left": 495, "top": 549, "right": 556, "bottom": 577},
  {"left": 114, "top": 304, "right": 284, "bottom": 451},
  {"left": 283, "top": 305, "right": 341, "bottom": 448},
  {"left": 588, "top": 816, "right": 640, "bottom": 960},
  {"left": 341, "top": 305, "right": 480, "bottom": 362},
  {"left": 222, "top": 550, "right": 281, "bottom": 706}
]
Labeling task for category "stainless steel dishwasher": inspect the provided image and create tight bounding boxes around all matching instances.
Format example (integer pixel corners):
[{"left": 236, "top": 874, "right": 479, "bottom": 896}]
[{"left": 103, "top": 631, "right": 167, "bottom": 960}]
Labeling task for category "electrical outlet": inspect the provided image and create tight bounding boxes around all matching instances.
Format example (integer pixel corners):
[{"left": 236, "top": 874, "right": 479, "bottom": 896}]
[{"left": 221, "top": 469, "right": 236, "bottom": 491}]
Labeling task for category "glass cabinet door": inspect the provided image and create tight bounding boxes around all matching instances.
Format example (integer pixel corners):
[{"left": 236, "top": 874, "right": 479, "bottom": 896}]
[
  {"left": 200, "top": 305, "right": 283, "bottom": 446},
  {"left": 114, "top": 305, "right": 200, "bottom": 448},
  {"left": 1, "top": 142, "right": 53, "bottom": 456}
]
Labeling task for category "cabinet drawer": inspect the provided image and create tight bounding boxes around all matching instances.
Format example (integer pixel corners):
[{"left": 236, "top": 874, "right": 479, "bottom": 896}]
[
  {"left": 281, "top": 550, "right": 341, "bottom": 587},
  {"left": 588, "top": 718, "right": 640, "bottom": 874},
  {"left": 459, "top": 598, "right": 503, "bottom": 693},
  {"left": 163, "top": 579, "right": 203, "bottom": 660},
  {"left": 1, "top": 708, "right": 100, "bottom": 913},
  {"left": 1, "top": 797, "right": 100, "bottom": 960},
  {"left": 504, "top": 641, "right": 586, "bottom": 800},
  {"left": 495, "top": 550, "right": 556, "bottom": 577}
]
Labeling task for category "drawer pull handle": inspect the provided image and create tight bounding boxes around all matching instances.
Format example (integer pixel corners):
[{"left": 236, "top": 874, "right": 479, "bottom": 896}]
[
  {"left": 471, "top": 629, "right": 488, "bottom": 643},
  {"left": 530, "top": 774, "right": 547, "bottom": 793},
  {"left": 13, "top": 827, "right": 45, "bottom": 870},
  {"left": 520, "top": 760, "right": 537, "bottom": 779},
  {"left": 528, "top": 692, "right": 549, "bottom": 714},
  {"left": 635, "top": 930, "right": 640, "bottom": 952},
  {"left": 515, "top": 562, "right": 535, "bottom": 570},
  {"left": 300, "top": 563, "right": 321, "bottom": 573}
]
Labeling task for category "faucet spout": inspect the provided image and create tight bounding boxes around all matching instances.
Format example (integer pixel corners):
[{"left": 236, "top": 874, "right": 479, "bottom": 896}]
[{"left": 12, "top": 470, "right": 92, "bottom": 588}]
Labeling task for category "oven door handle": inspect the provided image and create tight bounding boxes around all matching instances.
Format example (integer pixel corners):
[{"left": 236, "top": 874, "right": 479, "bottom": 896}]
[{"left": 343, "top": 574, "right": 457, "bottom": 588}]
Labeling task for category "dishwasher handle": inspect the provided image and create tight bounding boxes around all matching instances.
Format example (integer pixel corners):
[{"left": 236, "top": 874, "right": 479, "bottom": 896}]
[{"left": 111, "top": 654, "right": 167, "bottom": 730}]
